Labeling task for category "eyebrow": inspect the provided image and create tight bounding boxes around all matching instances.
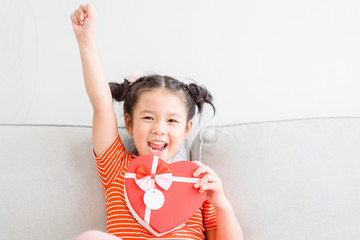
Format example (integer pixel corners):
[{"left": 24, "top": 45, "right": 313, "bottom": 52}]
[{"left": 139, "top": 110, "right": 183, "bottom": 118}]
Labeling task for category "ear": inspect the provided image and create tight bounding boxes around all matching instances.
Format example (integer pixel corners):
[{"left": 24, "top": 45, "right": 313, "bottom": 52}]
[
  {"left": 184, "top": 120, "right": 193, "bottom": 139},
  {"left": 124, "top": 113, "right": 133, "bottom": 135}
]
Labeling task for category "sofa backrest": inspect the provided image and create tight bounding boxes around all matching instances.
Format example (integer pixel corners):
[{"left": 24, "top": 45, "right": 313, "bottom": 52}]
[{"left": 0, "top": 125, "right": 107, "bottom": 239}]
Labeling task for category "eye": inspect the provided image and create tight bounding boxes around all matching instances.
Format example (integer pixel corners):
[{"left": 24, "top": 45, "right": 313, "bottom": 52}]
[
  {"left": 142, "top": 116, "right": 154, "bottom": 120},
  {"left": 168, "top": 119, "right": 178, "bottom": 123}
]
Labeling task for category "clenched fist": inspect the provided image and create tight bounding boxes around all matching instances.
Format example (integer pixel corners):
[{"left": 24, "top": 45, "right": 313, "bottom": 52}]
[{"left": 70, "top": 4, "right": 97, "bottom": 40}]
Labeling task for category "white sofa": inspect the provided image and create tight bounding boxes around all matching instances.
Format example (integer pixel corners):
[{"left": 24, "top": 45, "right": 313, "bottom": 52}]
[{"left": 1, "top": 117, "right": 360, "bottom": 239}]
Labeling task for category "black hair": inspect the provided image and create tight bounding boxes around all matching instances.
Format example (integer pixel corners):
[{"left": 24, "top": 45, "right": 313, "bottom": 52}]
[{"left": 109, "top": 74, "right": 215, "bottom": 121}]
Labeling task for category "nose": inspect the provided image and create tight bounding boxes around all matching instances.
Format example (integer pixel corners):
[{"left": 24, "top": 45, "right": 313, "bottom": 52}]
[{"left": 151, "top": 120, "right": 167, "bottom": 135}]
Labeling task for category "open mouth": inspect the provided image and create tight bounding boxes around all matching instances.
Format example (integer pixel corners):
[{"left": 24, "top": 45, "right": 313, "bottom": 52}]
[{"left": 148, "top": 140, "right": 168, "bottom": 155}]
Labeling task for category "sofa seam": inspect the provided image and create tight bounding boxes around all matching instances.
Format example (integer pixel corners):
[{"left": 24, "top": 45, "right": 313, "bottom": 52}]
[
  {"left": 200, "top": 116, "right": 360, "bottom": 129},
  {"left": 0, "top": 123, "right": 130, "bottom": 129},
  {"left": 198, "top": 127, "right": 205, "bottom": 163},
  {"left": 1, "top": 117, "right": 359, "bottom": 129}
]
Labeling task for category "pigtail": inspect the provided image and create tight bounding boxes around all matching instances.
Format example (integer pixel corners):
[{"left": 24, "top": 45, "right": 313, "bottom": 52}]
[
  {"left": 109, "top": 79, "right": 131, "bottom": 102},
  {"left": 187, "top": 83, "right": 216, "bottom": 116}
]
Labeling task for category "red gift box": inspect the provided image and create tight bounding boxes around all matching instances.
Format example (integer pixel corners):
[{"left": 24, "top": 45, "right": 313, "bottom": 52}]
[{"left": 124, "top": 155, "right": 206, "bottom": 236}]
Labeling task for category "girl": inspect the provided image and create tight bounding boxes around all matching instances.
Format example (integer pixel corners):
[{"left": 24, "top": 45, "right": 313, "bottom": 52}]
[{"left": 71, "top": 4, "right": 243, "bottom": 240}]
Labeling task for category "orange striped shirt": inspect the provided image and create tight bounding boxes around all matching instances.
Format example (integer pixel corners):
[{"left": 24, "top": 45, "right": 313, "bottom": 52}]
[{"left": 93, "top": 134, "right": 217, "bottom": 240}]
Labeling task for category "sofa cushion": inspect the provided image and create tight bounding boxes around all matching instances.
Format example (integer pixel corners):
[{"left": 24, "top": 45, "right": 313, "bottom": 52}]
[
  {"left": 0, "top": 125, "right": 106, "bottom": 239},
  {"left": 191, "top": 118, "right": 360, "bottom": 240}
]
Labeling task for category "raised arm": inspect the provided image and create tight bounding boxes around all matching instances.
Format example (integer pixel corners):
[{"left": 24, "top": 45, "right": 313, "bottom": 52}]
[{"left": 71, "top": 4, "right": 118, "bottom": 157}]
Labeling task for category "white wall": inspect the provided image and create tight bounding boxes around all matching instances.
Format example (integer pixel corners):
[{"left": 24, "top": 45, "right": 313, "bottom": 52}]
[{"left": 1, "top": 0, "right": 360, "bottom": 127}]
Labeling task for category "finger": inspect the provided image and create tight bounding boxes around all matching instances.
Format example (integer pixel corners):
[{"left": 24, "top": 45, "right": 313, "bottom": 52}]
[
  {"left": 74, "top": 9, "right": 82, "bottom": 24},
  {"left": 74, "top": 9, "right": 79, "bottom": 19},
  {"left": 193, "top": 165, "right": 205, "bottom": 177},
  {"left": 192, "top": 162, "right": 208, "bottom": 177},
  {"left": 194, "top": 174, "right": 217, "bottom": 189},
  {"left": 80, "top": 3, "right": 89, "bottom": 11},
  {"left": 194, "top": 177, "right": 208, "bottom": 192},
  {"left": 200, "top": 182, "right": 219, "bottom": 193},
  {"left": 70, "top": 13, "right": 80, "bottom": 25},
  {"left": 193, "top": 164, "right": 216, "bottom": 177},
  {"left": 199, "top": 182, "right": 208, "bottom": 193},
  {"left": 77, "top": 8, "right": 85, "bottom": 24},
  {"left": 198, "top": 181, "right": 217, "bottom": 193},
  {"left": 194, "top": 174, "right": 209, "bottom": 189},
  {"left": 78, "top": 6, "right": 84, "bottom": 20},
  {"left": 80, "top": 3, "right": 96, "bottom": 20},
  {"left": 194, "top": 170, "right": 220, "bottom": 193},
  {"left": 199, "top": 184, "right": 208, "bottom": 193}
]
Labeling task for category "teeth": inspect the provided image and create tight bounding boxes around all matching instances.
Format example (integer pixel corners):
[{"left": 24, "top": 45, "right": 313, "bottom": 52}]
[
  {"left": 149, "top": 140, "right": 166, "bottom": 145},
  {"left": 148, "top": 140, "right": 167, "bottom": 154}
]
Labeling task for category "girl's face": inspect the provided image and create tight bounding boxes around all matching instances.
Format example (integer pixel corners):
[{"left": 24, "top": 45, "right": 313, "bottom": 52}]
[{"left": 125, "top": 88, "right": 193, "bottom": 163}]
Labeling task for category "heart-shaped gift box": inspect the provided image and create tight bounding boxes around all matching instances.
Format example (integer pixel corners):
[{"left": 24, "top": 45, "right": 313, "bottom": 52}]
[{"left": 124, "top": 155, "right": 206, "bottom": 236}]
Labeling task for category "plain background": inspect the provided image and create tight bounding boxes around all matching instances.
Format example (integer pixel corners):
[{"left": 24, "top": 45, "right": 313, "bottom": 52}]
[{"left": 1, "top": 0, "right": 360, "bottom": 127}]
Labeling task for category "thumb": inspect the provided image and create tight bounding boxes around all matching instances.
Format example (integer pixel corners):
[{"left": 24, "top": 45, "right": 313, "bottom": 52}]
[{"left": 80, "top": 3, "right": 97, "bottom": 20}]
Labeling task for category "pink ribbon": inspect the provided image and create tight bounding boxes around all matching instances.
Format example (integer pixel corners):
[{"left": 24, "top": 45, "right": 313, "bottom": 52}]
[{"left": 134, "top": 162, "right": 172, "bottom": 192}]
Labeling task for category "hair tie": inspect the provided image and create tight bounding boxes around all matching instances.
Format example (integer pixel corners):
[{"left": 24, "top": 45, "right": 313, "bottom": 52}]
[{"left": 127, "top": 73, "right": 143, "bottom": 85}]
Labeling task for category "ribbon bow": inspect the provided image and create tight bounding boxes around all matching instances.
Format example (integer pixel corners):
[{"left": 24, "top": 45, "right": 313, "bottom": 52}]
[{"left": 135, "top": 162, "right": 173, "bottom": 192}]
